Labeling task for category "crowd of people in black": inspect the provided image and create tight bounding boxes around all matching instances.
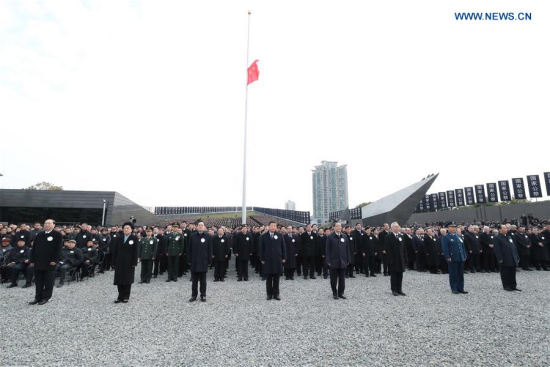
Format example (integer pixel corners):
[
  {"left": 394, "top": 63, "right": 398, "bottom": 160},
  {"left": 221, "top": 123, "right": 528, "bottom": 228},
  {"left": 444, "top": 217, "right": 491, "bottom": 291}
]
[{"left": 1, "top": 216, "right": 549, "bottom": 304}]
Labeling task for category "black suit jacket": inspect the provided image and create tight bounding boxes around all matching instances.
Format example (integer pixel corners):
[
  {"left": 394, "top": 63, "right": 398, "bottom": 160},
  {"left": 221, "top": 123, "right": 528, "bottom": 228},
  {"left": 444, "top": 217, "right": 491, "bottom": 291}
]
[
  {"left": 385, "top": 232, "right": 407, "bottom": 272},
  {"left": 30, "top": 230, "right": 63, "bottom": 270}
]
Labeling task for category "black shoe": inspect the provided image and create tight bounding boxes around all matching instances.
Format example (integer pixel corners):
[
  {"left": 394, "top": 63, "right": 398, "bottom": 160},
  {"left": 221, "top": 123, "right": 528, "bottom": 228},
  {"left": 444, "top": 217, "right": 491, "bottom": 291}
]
[
  {"left": 244, "top": 278, "right": 249, "bottom": 281},
  {"left": 290, "top": 277, "right": 295, "bottom": 280},
  {"left": 57, "top": 283, "right": 64, "bottom": 288},
  {"left": 274, "top": 294, "right": 281, "bottom": 301},
  {"left": 266, "top": 295, "right": 272, "bottom": 300},
  {"left": 303, "top": 276, "right": 308, "bottom": 280},
  {"left": 166, "top": 279, "right": 171, "bottom": 282},
  {"left": 146, "top": 281, "right": 151, "bottom": 284},
  {"left": 122, "top": 300, "right": 129, "bottom": 303},
  {"left": 323, "top": 275, "right": 328, "bottom": 279},
  {"left": 114, "top": 300, "right": 122, "bottom": 303},
  {"left": 29, "top": 299, "right": 40, "bottom": 305},
  {"left": 200, "top": 296, "right": 206, "bottom": 302},
  {"left": 338, "top": 294, "right": 347, "bottom": 299},
  {"left": 213, "top": 279, "right": 219, "bottom": 282},
  {"left": 38, "top": 299, "right": 49, "bottom": 305},
  {"left": 153, "top": 275, "right": 157, "bottom": 278},
  {"left": 189, "top": 297, "right": 197, "bottom": 302},
  {"left": 392, "top": 291, "right": 399, "bottom": 296},
  {"left": 384, "top": 274, "right": 389, "bottom": 276},
  {"left": 310, "top": 276, "right": 316, "bottom": 280},
  {"left": 333, "top": 294, "right": 338, "bottom": 300},
  {"left": 504, "top": 287, "right": 514, "bottom": 292},
  {"left": 261, "top": 277, "right": 266, "bottom": 281},
  {"left": 479, "top": 269, "right": 486, "bottom": 273},
  {"left": 398, "top": 292, "right": 406, "bottom": 296},
  {"left": 172, "top": 279, "right": 177, "bottom": 282},
  {"left": 371, "top": 274, "right": 377, "bottom": 277},
  {"left": 452, "top": 291, "right": 459, "bottom": 294},
  {"left": 138, "top": 280, "right": 145, "bottom": 284},
  {"left": 7, "top": 283, "right": 17, "bottom": 288},
  {"left": 237, "top": 278, "right": 242, "bottom": 282},
  {"left": 513, "top": 288, "right": 522, "bottom": 292},
  {"left": 220, "top": 278, "right": 225, "bottom": 282},
  {"left": 22, "top": 283, "right": 31, "bottom": 288},
  {"left": 349, "top": 275, "right": 355, "bottom": 278},
  {"left": 458, "top": 290, "right": 469, "bottom": 294}
]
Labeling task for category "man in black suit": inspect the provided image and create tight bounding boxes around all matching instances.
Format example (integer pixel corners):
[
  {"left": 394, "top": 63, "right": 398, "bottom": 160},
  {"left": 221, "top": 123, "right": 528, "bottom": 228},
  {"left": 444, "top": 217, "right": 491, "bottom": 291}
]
[
  {"left": 385, "top": 222, "right": 407, "bottom": 296},
  {"left": 188, "top": 221, "right": 213, "bottom": 302},
  {"left": 378, "top": 223, "right": 390, "bottom": 275},
  {"left": 493, "top": 224, "right": 521, "bottom": 291},
  {"left": 326, "top": 222, "right": 350, "bottom": 300},
  {"left": 233, "top": 226, "right": 252, "bottom": 281},
  {"left": 412, "top": 228, "right": 426, "bottom": 272},
  {"left": 351, "top": 223, "right": 364, "bottom": 274},
  {"left": 300, "top": 225, "right": 317, "bottom": 279},
  {"left": 29, "top": 219, "right": 63, "bottom": 305},
  {"left": 260, "top": 221, "right": 287, "bottom": 300},
  {"left": 514, "top": 227, "right": 532, "bottom": 271}
]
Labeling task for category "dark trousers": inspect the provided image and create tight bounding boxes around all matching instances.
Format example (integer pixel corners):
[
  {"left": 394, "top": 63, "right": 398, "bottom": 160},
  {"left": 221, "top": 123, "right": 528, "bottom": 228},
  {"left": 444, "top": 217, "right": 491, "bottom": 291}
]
[
  {"left": 34, "top": 269, "right": 55, "bottom": 301},
  {"left": 117, "top": 284, "right": 132, "bottom": 300},
  {"left": 363, "top": 255, "right": 376, "bottom": 276},
  {"left": 284, "top": 267, "right": 295, "bottom": 279},
  {"left": 415, "top": 252, "right": 425, "bottom": 272},
  {"left": 390, "top": 271, "right": 403, "bottom": 292},
  {"left": 167, "top": 256, "right": 179, "bottom": 280},
  {"left": 302, "top": 256, "right": 315, "bottom": 277},
  {"left": 153, "top": 254, "right": 166, "bottom": 276},
  {"left": 266, "top": 274, "right": 280, "bottom": 296},
  {"left": 140, "top": 259, "right": 153, "bottom": 281},
  {"left": 214, "top": 260, "right": 226, "bottom": 280},
  {"left": 382, "top": 256, "right": 390, "bottom": 275},
  {"left": 439, "top": 255, "right": 448, "bottom": 274},
  {"left": 315, "top": 256, "right": 323, "bottom": 275},
  {"left": 500, "top": 266, "right": 517, "bottom": 289},
  {"left": 346, "top": 263, "right": 355, "bottom": 276},
  {"left": 322, "top": 257, "right": 329, "bottom": 277},
  {"left": 447, "top": 261, "right": 465, "bottom": 292},
  {"left": 469, "top": 253, "right": 481, "bottom": 271},
  {"left": 330, "top": 267, "right": 346, "bottom": 296},
  {"left": 7, "top": 263, "right": 26, "bottom": 284},
  {"left": 482, "top": 251, "right": 496, "bottom": 271},
  {"left": 519, "top": 253, "right": 531, "bottom": 270},
  {"left": 296, "top": 255, "right": 303, "bottom": 275},
  {"left": 237, "top": 259, "right": 249, "bottom": 279},
  {"left": 354, "top": 254, "right": 363, "bottom": 273},
  {"left": 81, "top": 262, "right": 94, "bottom": 278},
  {"left": 191, "top": 271, "right": 207, "bottom": 297},
  {"left": 102, "top": 253, "right": 112, "bottom": 271},
  {"left": 56, "top": 263, "right": 74, "bottom": 284}
]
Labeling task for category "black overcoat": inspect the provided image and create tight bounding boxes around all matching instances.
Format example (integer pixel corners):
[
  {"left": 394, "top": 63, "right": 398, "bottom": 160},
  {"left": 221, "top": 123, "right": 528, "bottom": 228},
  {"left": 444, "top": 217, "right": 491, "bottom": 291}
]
[
  {"left": 188, "top": 232, "right": 213, "bottom": 273},
  {"left": 112, "top": 234, "right": 139, "bottom": 285},
  {"left": 260, "top": 232, "right": 287, "bottom": 275}
]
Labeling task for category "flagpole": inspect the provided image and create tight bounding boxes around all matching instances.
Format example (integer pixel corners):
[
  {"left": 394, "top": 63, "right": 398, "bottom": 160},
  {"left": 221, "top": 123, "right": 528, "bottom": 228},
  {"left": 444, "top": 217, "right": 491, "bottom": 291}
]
[{"left": 242, "top": 10, "right": 251, "bottom": 225}]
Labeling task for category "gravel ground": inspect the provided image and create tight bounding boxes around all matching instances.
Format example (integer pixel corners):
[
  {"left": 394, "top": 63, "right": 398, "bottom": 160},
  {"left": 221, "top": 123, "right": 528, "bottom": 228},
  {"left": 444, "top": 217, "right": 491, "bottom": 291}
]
[{"left": 0, "top": 262, "right": 549, "bottom": 367}]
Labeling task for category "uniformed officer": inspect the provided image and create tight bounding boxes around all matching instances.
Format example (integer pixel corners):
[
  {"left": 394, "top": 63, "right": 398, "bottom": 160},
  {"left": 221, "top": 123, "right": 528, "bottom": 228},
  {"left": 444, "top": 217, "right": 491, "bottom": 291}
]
[
  {"left": 81, "top": 240, "right": 98, "bottom": 279},
  {"left": 4, "top": 239, "right": 30, "bottom": 288},
  {"left": 165, "top": 224, "right": 184, "bottom": 282},
  {"left": 56, "top": 239, "right": 83, "bottom": 288},
  {"left": 441, "top": 223, "right": 468, "bottom": 294},
  {"left": 139, "top": 227, "right": 158, "bottom": 284},
  {"left": 212, "top": 228, "right": 230, "bottom": 282}
]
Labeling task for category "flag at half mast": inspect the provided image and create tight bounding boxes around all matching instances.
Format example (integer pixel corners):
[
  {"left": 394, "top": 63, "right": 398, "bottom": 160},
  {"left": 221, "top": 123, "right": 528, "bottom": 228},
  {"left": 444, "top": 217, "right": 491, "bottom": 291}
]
[{"left": 247, "top": 60, "right": 259, "bottom": 85}]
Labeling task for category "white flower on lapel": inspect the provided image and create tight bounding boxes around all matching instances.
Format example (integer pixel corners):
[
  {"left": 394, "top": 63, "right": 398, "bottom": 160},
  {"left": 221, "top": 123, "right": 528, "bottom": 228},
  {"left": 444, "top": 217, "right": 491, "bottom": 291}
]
[
  {"left": 201, "top": 238, "right": 205, "bottom": 243},
  {"left": 129, "top": 240, "right": 134, "bottom": 245},
  {"left": 47, "top": 236, "right": 53, "bottom": 242}
]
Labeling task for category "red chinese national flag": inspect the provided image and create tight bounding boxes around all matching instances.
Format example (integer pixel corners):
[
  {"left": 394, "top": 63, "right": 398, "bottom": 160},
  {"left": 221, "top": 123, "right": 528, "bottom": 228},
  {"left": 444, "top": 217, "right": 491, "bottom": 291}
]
[{"left": 247, "top": 60, "right": 259, "bottom": 85}]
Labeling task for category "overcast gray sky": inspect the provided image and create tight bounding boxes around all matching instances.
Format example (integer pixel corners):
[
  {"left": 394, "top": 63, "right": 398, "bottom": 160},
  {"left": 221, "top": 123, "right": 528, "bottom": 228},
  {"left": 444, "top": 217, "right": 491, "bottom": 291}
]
[{"left": 1, "top": 0, "right": 549, "bottom": 211}]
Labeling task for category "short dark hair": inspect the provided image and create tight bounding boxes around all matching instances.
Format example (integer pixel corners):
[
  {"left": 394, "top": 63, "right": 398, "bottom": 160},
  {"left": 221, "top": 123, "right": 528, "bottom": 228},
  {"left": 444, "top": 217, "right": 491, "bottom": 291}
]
[
  {"left": 122, "top": 222, "right": 134, "bottom": 230},
  {"left": 268, "top": 221, "right": 276, "bottom": 226},
  {"left": 498, "top": 224, "right": 507, "bottom": 230}
]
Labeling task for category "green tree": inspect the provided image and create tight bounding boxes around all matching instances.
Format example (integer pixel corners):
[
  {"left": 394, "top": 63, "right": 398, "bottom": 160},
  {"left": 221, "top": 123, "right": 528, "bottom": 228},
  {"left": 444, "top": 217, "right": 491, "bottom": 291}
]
[{"left": 25, "top": 182, "right": 63, "bottom": 190}]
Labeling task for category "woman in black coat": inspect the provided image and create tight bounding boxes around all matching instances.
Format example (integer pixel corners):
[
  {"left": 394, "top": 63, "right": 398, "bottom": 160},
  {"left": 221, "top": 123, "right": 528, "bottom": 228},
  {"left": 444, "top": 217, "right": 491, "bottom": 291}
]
[{"left": 112, "top": 222, "right": 139, "bottom": 303}]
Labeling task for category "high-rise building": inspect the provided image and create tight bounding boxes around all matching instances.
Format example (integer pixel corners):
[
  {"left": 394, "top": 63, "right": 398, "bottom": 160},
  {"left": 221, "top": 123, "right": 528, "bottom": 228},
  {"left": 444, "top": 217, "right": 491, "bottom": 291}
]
[
  {"left": 312, "top": 161, "right": 349, "bottom": 223},
  {"left": 285, "top": 200, "right": 296, "bottom": 211}
]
